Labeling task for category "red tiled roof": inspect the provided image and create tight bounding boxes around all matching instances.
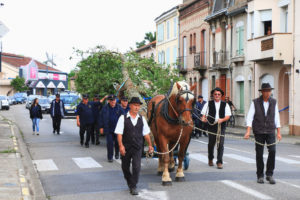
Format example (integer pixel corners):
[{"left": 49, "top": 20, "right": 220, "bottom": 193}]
[
  {"left": 135, "top": 41, "right": 156, "bottom": 53},
  {"left": 1, "top": 52, "right": 61, "bottom": 72}
]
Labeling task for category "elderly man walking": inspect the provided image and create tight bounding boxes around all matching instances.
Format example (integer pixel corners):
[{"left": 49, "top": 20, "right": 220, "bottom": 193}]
[{"left": 244, "top": 83, "right": 281, "bottom": 184}]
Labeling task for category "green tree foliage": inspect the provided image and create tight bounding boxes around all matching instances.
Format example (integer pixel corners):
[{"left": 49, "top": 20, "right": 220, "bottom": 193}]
[
  {"left": 136, "top": 40, "right": 146, "bottom": 48},
  {"left": 74, "top": 46, "right": 123, "bottom": 98},
  {"left": 73, "top": 46, "right": 182, "bottom": 98},
  {"left": 144, "top": 32, "right": 156, "bottom": 43},
  {"left": 10, "top": 76, "right": 28, "bottom": 92}
]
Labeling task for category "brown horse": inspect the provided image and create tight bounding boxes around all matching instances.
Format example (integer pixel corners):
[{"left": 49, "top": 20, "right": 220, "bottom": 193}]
[{"left": 147, "top": 81, "right": 196, "bottom": 185}]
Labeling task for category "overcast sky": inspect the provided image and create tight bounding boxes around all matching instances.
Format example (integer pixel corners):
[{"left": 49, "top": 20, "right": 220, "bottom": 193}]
[{"left": 0, "top": 0, "right": 181, "bottom": 73}]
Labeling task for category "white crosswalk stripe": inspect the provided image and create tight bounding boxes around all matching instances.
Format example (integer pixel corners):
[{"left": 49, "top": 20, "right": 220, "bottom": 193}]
[
  {"left": 32, "top": 159, "right": 59, "bottom": 171},
  {"left": 221, "top": 180, "right": 273, "bottom": 200},
  {"left": 72, "top": 157, "right": 102, "bottom": 168},
  {"left": 224, "top": 154, "right": 256, "bottom": 164},
  {"left": 190, "top": 153, "right": 227, "bottom": 164},
  {"left": 289, "top": 155, "right": 300, "bottom": 159},
  {"left": 264, "top": 155, "right": 300, "bottom": 164}
]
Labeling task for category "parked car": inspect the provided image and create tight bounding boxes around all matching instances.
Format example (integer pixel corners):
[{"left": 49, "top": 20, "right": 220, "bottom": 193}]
[
  {"left": 48, "top": 95, "right": 56, "bottom": 103},
  {"left": 26, "top": 95, "right": 41, "bottom": 109},
  {"left": 0, "top": 96, "right": 10, "bottom": 110},
  {"left": 8, "top": 96, "right": 16, "bottom": 105},
  {"left": 60, "top": 92, "right": 80, "bottom": 116},
  {"left": 39, "top": 98, "right": 51, "bottom": 113},
  {"left": 14, "top": 92, "right": 27, "bottom": 104}
]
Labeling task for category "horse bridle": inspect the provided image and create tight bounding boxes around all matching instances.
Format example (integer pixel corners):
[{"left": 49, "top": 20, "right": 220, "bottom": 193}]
[{"left": 174, "top": 89, "right": 195, "bottom": 126}]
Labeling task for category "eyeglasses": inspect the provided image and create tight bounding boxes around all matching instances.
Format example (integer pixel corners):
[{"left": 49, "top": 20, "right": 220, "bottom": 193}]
[{"left": 214, "top": 93, "right": 221, "bottom": 96}]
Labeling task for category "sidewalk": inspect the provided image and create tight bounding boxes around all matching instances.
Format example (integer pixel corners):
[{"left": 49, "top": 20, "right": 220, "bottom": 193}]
[
  {"left": 226, "top": 126, "right": 300, "bottom": 145},
  {"left": 0, "top": 115, "right": 31, "bottom": 200}
]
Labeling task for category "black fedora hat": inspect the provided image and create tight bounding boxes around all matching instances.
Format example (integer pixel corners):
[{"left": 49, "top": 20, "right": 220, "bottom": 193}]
[
  {"left": 120, "top": 96, "right": 128, "bottom": 101},
  {"left": 259, "top": 83, "right": 274, "bottom": 91},
  {"left": 129, "top": 97, "right": 143, "bottom": 105},
  {"left": 210, "top": 87, "right": 224, "bottom": 96},
  {"left": 82, "top": 94, "right": 89, "bottom": 99},
  {"left": 107, "top": 94, "right": 116, "bottom": 100}
]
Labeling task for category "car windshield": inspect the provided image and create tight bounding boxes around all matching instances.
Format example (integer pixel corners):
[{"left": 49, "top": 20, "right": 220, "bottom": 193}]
[
  {"left": 60, "top": 95, "right": 79, "bottom": 104},
  {"left": 28, "top": 96, "right": 38, "bottom": 101},
  {"left": 39, "top": 99, "right": 49, "bottom": 104},
  {"left": 0, "top": 96, "right": 6, "bottom": 100}
]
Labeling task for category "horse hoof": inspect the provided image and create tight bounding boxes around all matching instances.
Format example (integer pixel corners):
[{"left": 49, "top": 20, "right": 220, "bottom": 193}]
[
  {"left": 175, "top": 177, "right": 185, "bottom": 182},
  {"left": 168, "top": 167, "right": 175, "bottom": 172},
  {"left": 162, "top": 181, "right": 172, "bottom": 186},
  {"left": 157, "top": 171, "right": 163, "bottom": 176}
]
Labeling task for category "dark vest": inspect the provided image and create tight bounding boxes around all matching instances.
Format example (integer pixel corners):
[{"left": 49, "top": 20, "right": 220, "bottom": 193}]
[
  {"left": 207, "top": 100, "right": 227, "bottom": 130},
  {"left": 122, "top": 115, "right": 144, "bottom": 151},
  {"left": 252, "top": 96, "right": 276, "bottom": 134}
]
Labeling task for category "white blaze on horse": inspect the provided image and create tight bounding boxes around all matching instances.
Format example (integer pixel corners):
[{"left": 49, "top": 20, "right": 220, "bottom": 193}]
[{"left": 147, "top": 81, "right": 196, "bottom": 185}]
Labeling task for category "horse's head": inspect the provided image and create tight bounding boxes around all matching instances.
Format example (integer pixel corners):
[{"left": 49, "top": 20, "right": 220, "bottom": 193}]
[{"left": 169, "top": 81, "right": 196, "bottom": 126}]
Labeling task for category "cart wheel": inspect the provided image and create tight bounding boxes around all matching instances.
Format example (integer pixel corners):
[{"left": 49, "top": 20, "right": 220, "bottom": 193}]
[{"left": 184, "top": 155, "right": 190, "bottom": 170}]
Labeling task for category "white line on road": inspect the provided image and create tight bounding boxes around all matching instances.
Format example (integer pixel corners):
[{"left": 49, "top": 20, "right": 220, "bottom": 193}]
[
  {"left": 224, "top": 154, "right": 256, "bottom": 164},
  {"left": 190, "top": 153, "right": 227, "bottom": 164},
  {"left": 221, "top": 180, "right": 273, "bottom": 200},
  {"left": 192, "top": 139, "right": 207, "bottom": 144},
  {"left": 263, "top": 155, "right": 300, "bottom": 164},
  {"left": 288, "top": 155, "right": 300, "bottom": 159},
  {"left": 32, "top": 159, "right": 59, "bottom": 171},
  {"left": 72, "top": 157, "right": 102, "bottom": 169},
  {"left": 138, "top": 189, "right": 168, "bottom": 200},
  {"left": 277, "top": 180, "right": 300, "bottom": 189}
]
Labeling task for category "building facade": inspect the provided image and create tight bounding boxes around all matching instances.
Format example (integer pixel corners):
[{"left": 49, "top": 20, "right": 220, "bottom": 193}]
[
  {"left": 155, "top": 6, "right": 179, "bottom": 69},
  {"left": 135, "top": 41, "right": 156, "bottom": 59},
  {"left": 247, "top": 0, "right": 293, "bottom": 132},
  {"left": 179, "top": 0, "right": 210, "bottom": 100}
]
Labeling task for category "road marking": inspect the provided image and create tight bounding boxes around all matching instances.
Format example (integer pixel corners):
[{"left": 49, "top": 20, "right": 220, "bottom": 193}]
[
  {"left": 288, "top": 155, "right": 300, "bottom": 159},
  {"left": 263, "top": 155, "right": 300, "bottom": 164},
  {"left": 221, "top": 180, "right": 273, "bottom": 200},
  {"left": 192, "top": 139, "right": 208, "bottom": 145},
  {"left": 190, "top": 153, "right": 227, "bottom": 164},
  {"left": 72, "top": 157, "right": 102, "bottom": 168},
  {"left": 138, "top": 189, "right": 168, "bottom": 200},
  {"left": 114, "top": 158, "right": 144, "bottom": 166},
  {"left": 32, "top": 159, "right": 59, "bottom": 171},
  {"left": 224, "top": 154, "right": 256, "bottom": 164},
  {"left": 278, "top": 180, "right": 300, "bottom": 189}
]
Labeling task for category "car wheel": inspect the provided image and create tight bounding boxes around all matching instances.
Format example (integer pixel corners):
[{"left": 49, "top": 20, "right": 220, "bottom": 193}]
[{"left": 6, "top": 107, "right": 9, "bottom": 110}]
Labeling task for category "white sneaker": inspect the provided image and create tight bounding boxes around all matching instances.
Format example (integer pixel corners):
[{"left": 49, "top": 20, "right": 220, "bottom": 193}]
[{"left": 32, "top": 131, "right": 35, "bottom": 135}]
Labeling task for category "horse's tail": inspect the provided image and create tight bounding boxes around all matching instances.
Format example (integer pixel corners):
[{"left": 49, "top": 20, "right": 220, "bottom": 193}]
[{"left": 148, "top": 101, "right": 155, "bottom": 125}]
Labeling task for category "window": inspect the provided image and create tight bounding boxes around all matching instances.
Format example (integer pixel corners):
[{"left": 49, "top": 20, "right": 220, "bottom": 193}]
[
  {"left": 158, "top": 51, "right": 165, "bottom": 64},
  {"left": 193, "top": 33, "right": 196, "bottom": 53},
  {"left": 173, "top": 17, "right": 178, "bottom": 38},
  {"left": 236, "top": 22, "right": 244, "bottom": 56},
  {"left": 190, "top": 34, "right": 193, "bottom": 54},
  {"left": 157, "top": 24, "right": 164, "bottom": 43},
  {"left": 260, "top": 9, "right": 272, "bottom": 36},
  {"left": 212, "top": 76, "right": 216, "bottom": 91},
  {"left": 183, "top": 37, "right": 187, "bottom": 69},
  {"left": 250, "top": 12, "right": 254, "bottom": 38},
  {"left": 238, "top": 81, "right": 244, "bottom": 114},
  {"left": 166, "top": 48, "right": 170, "bottom": 65},
  {"left": 280, "top": 6, "right": 288, "bottom": 33},
  {"left": 173, "top": 46, "right": 177, "bottom": 65},
  {"left": 167, "top": 21, "right": 170, "bottom": 40}
]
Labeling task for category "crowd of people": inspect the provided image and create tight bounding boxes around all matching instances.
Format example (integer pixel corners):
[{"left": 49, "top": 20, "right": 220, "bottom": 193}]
[{"left": 28, "top": 82, "right": 282, "bottom": 194}]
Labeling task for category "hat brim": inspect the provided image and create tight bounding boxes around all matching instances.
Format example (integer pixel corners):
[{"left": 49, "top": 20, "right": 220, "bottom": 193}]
[
  {"left": 259, "top": 88, "right": 274, "bottom": 91},
  {"left": 129, "top": 102, "right": 143, "bottom": 105}
]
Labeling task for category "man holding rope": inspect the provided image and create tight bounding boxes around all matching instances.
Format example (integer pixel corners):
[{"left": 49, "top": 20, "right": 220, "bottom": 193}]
[
  {"left": 244, "top": 83, "right": 281, "bottom": 184},
  {"left": 201, "top": 87, "right": 231, "bottom": 169}
]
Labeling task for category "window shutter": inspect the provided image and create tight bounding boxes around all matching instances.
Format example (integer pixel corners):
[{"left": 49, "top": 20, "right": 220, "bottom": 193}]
[{"left": 240, "top": 26, "right": 244, "bottom": 55}]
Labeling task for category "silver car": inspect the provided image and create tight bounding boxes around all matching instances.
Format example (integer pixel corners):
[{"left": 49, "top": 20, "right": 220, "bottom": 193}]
[
  {"left": 0, "top": 95, "right": 10, "bottom": 110},
  {"left": 39, "top": 98, "right": 51, "bottom": 113},
  {"left": 26, "top": 95, "right": 41, "bottom": 109}
]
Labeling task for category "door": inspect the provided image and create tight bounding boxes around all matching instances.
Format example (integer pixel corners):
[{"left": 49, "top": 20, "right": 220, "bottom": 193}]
[
  {"left": 183, "top": 37, "right": 187, "bottom": 69},
  {"left": 202, "top": 78, "right": 208, "bottom": 101},
  {"left": 239, "top": 82, "right": 244, "bottom": 114},
  {"left": 220, "top": 74, "right": 226, "bottom": 100}
]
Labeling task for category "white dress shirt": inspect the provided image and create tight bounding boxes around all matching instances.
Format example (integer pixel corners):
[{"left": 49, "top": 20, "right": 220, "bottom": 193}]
[
  {"left": 201, "top": 101, "right": 232, "bottom": 122},
  {"left": 246, "top": 101, "right": 281, "bottom": 128},
  {"left": 115, "top": 112, "right": 150, "bottom": 136}
]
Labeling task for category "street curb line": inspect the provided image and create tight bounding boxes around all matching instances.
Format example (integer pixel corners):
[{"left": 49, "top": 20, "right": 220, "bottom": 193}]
[{"left": 10, "top": 124, "right": 32, "bottom": 200}]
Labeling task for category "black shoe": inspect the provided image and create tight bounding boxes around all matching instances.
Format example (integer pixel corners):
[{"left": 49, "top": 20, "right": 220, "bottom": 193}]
[
  {"left": 95, "top": 141, "right": 100, "bottom": 145},
  {"left": 115, "top": 155, "right": 119, "bottom": 159},
  {"left": 53, "top": 130, "right": 55, "bottom": 134},
  {"left": 195, "top": 134, "right": 199, "bottom": 139},
  {"left": 266, "top": 176, "right": 276, "bottom": 184},
  {"left": 257, "top": 177, "right": 264, "bottom": 184},
  {"left": 57, "top": 131, "right": 60, "bottom": 135},
  {"left": 108, "top": 159, "right": 113, "bottom": 163},
  {"left": 80, "top": 141, "right": 83, "bottom": 146},
  {"left": 85, "top": 144, "right": 89, "bottom": 148},
  {"left": 130, "top": 188, "right": 138, "bottom": 195},
  {"left": 91, "top": 141, "right": 95, "bottom": 145}
]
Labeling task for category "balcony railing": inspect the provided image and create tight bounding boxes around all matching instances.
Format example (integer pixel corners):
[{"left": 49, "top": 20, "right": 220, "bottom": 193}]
[
  {"left": 177, "top": 56, "right": 187, "bottom": 73},
  {"left": 194, "top": 51, "right": 207, "bottom": 70},
  {"left": 212, "top": 51, "right": 230, "bottom": 68}
]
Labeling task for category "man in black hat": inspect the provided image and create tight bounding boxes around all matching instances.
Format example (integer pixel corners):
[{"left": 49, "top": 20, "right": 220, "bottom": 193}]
[
  {"left": 99, "top": 94, "right": 124, "bottom": 162},
  {"left": 193, "top": 95, "right": 207, "bottom": 138},
  {"left": 91, "top": 94, "right": 108, "bottom": 145},
  {"left": 120, "top": 96, "right": 130, "bottom": 114},
  {"left": 244, "top": 83, "right": 281, "bottom": 184},
  {"left": 115, "top": 97, "right": 153, "bottom": 195},
  {"left": 201, "top": 87, "right": 231, "bottom": 169},
  {"left": 50, "top": 93, "right": 65, "bottom": 134}
]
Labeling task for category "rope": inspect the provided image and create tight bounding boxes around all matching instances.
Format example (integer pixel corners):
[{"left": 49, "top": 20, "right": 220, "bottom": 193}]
[{"left": 192, "top": 112, "right": 280, "bottom": 147}]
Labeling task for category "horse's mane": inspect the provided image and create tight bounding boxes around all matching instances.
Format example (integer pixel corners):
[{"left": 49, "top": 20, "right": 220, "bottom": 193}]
[{"left": 168, "top": 81, "right": 190, "bottom": 98}]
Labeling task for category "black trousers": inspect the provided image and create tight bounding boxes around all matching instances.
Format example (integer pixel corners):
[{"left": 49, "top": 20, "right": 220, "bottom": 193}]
[
  {"left": 254, "top": 133, "right": 276, "bottom": 178},
  {"left": 90, "top": 122, "right": 99, "bottom": 143},
  {"left": 121, "top": 147, "right": 142, "bottom": 189},
  {"left": 106, "top": 132, "right": 119, "bottom": 160},
  {"left": 208, "top": 124, "right": 225, "bottom": 164},
  {"left": 52, "top": 116, "right": 62, "bottom": 133},
  {"left": 79, "top": 123, "right": 92, "bottom": 145}
]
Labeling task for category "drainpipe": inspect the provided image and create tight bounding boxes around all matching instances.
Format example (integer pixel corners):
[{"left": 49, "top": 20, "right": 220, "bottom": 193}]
[
  {"left": 230, "top": 17, "right": 233, "bottom": 100},
  {"left": 291, "top": 0, "right": 295, "bottom": 134}
]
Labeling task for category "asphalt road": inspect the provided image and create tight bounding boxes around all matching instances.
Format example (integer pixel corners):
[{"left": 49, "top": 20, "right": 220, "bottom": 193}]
[{"left": 1, "top": 104, "right": 300, "bottom": 200}]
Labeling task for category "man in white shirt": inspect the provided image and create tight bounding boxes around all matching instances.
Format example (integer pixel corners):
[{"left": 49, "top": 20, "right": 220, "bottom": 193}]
[
  {"left": 201, "top": 87, "right": 231, "bottom": 169},
  {"left": 115, "top": 97, "right": 153, "bottom": 195},
  {"left": 244, "top": 83, "right": 281, "bottom": 184}
]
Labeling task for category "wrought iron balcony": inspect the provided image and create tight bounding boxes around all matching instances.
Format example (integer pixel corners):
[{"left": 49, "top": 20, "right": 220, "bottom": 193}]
[
  {"left": 194, "top": 51, "right": 207, "bottom": 70},
  {"left": 177, "top": 56, "right": 187, "bottom": 74},
  {"left": 212, "top": 50, "right": 230, "bottom": 68}
]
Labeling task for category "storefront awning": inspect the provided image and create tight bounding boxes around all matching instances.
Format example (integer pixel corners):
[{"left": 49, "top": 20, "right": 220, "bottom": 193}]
[
  {"left": 47, "top": 81, "right": 56, "bottom": 88},
  {"left": 57, "top": 82, "right": 65, "bottom": 89},
  {"left": 36, "top": 81, "right": 46, "bottom": 88}
]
